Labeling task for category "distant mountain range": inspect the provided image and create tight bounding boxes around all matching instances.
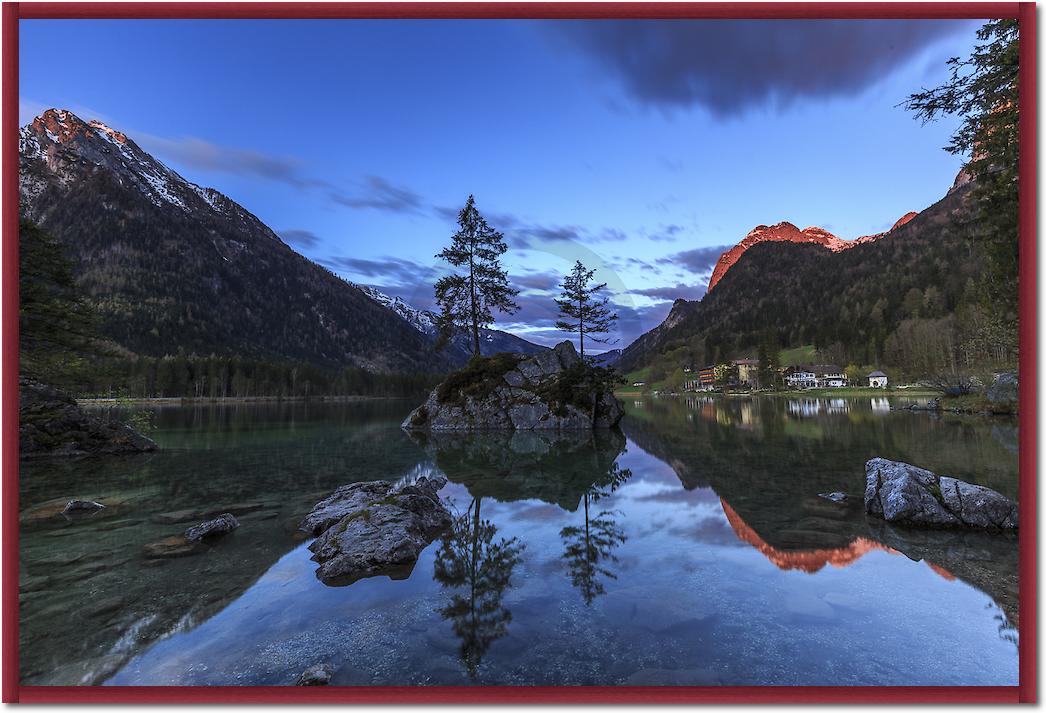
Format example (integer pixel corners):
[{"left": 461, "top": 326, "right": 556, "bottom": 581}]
[
  {"left": 620, "top": 176, "right": 976, "bottom": 373},
  {"left": 18, "top": 109, "right": 543, "bottom": 374},
  {"left": 352, "top": 284, "right": 547, "bottom": 360}
]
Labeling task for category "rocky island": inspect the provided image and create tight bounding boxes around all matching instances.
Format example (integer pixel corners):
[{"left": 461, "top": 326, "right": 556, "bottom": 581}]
[{"left": 402, "top": 341, "right": 624, "bottom": 431}]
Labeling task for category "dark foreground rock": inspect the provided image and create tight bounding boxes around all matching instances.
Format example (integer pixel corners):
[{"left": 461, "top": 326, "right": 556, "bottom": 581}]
[
  {"left": 865, "top": 458, "right": 1017, "bottom": 530},
  {"left": 300, "top": 475, "right": 451, "bottom": 586},
  {"left": 19, "top": 378, "right": 157, "bottom": 458},
  {"left": 296, "top": 663, "right": 334, "bottom": 686},
  {"left": 184, "top": 513, "right": 239, "bottom": 542},
  {"left": 402, "top": 341, "right": 624, "bottom": 431}
]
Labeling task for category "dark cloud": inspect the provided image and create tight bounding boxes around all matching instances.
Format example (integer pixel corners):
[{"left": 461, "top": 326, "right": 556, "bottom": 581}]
[
  {"left": 633, "top": 282, "right": 708, "bottom": 302},
  {"left": 550, "top": 20, "right": 971, "bottom": 116},
  {"left": 329, "top": 175, "right": 425, "bottom": 214},
  {"left": 658, "top": 244, "right": 731, "bottom": 274},
  {"left": 278, "top": 229, "right": 321, "bottom": 249}
]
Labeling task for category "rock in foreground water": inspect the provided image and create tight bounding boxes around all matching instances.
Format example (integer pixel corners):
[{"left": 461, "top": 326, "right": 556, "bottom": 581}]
[
  {"left": 184, "top": 513, "right": 239, "bottom": 542},
  {"left": 296, "top": 663, "right": 334, "bottom": 686},
  {"left": 402, "top": 341, "right": 624, "bottom": 431},
  {"left": 300, "top": 475, "right": 451, "bottom": 586},
  {"left": 864, "top": 458, "right": 1017, "bottom": 530}
]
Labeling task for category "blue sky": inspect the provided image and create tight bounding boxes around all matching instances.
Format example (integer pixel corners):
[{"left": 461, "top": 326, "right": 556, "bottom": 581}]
[{"left": 19, "top": 18, "right": 983, "bottom": 349}]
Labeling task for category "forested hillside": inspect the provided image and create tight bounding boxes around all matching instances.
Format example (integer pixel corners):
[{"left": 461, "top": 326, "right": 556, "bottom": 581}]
[{"left": 619, "top": 183, "right": 1010, "bottom": 380}]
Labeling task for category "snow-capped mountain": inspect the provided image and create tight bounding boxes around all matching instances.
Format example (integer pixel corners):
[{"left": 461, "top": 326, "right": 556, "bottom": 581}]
[
  {"left": 19, "top": 108, "right": 456, "bottom": 373},
  {"left": 353, "top": 284, "right": 547, "bottom": 358}
]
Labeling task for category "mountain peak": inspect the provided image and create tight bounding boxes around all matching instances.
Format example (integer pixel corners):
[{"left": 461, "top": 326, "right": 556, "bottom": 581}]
[
  {"left": 708, "top": 212, "right": 918, "bottom": 292},
  {"left": 31, "top": 108, "right": 93, "bottom": 144}
]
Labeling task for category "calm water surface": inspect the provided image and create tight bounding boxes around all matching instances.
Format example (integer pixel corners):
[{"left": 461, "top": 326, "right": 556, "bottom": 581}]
[{"left": 19, "top": 396, "right": 1019, "bottom": 686}]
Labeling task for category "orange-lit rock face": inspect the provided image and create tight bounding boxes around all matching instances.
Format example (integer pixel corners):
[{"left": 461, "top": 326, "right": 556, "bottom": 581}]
[
  {"left": 30, "top": 108, "right": 128, "bottom": 146},
  {"left": 706, "top": 212, "right": 919, "bottom": 291}
]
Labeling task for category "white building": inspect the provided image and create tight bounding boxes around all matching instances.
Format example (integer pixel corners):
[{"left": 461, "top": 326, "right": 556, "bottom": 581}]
[{"left": 867, "top": 370, "right": 888, "bottom": 388}]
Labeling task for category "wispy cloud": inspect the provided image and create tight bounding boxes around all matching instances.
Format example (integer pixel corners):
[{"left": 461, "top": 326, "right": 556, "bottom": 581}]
[
  {"left": 329, "top": 175, "right": 425, "bottom": 214},
  {"left": 278, "top": 229, "right": 322, "bottom": 250},
  {"left": 658, "top": 244, "right": 731, "bottom": 274}
]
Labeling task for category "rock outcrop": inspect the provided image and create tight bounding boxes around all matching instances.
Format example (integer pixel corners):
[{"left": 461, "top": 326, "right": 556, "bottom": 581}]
[
  {"left": 299, "top": 475, "right": 451, "bottom": 586},
  {"left": 986, "top": 372, "right": 1018, "bottom": 405},
  {"left": 402, "top": 341, "right": 624, "bottom": 431},
  {"left": 864, "top": 458, "right": 1017, "bottom": 530},
  {"left": 19, "top": 378, "right": 157, "bottom": 458}
]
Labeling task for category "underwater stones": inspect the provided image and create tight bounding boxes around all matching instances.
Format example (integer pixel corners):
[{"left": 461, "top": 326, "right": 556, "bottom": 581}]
[
  {"left": 299, "top": 475, "right": 451, "bottom": 586},
  {"left": 864, "top": 458, "right": 1017, "bottom": 530},
  {"left": 183, "top": 513, "right": 240, "bottom": 542},
  {"left": 818, "top": 492, "right": 849, "bottom": 503},
  {"left": 142, "top": 535, "right": 205, "bottom": 559},
  {"left": 296, "top": 663, "right": 334, "bottom": 686}
]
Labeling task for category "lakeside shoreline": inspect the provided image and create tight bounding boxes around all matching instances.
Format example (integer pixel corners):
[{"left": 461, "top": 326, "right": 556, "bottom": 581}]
[{"left": 76, "top": 394, "right": 411, "bottom": 406}]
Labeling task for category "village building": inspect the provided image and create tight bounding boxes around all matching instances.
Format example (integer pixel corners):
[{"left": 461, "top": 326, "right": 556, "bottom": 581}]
[
  {"left": 784, "top": 366, "right": 817, "bottom": 389},
  {"left": 733, "top": 359, "right": 760, "bottom": 388},
  {"left": 784, "top": 365, "right": 847, "bottom": 389},
  {"left": 867, "top": 370, "right": 888, "bottom": 388}
]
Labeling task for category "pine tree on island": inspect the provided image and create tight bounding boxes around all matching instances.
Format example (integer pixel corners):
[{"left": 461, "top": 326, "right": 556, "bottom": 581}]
[
  {"left": 555, "top": 260, "right": 618, "bottom": 360},
  {"left": 433, "top": 195, "right": 519, "bottom": 357}
]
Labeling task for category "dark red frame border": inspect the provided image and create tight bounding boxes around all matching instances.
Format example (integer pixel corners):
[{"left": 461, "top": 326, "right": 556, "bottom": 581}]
[{"left": 1, "top": 1, "right": 1036, "bottom": 705}]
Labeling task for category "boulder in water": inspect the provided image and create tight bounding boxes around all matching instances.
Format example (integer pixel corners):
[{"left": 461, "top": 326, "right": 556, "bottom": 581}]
[
  {"left": 296, "top": 663, "right": 334, "bottom": 686},
  {"left": 183, "top": 513, "right": 239, "bottom": 542},
  {"left": 299, "top": 475, "right": 451, "bottom": 586},
  {"left": 864, "top": 458, "right": 1017, "bottom": 530}
]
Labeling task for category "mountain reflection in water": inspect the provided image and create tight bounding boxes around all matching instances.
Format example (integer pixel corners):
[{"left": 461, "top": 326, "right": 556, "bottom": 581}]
[{"left": 19, "top": 397, "right": 1019, "bottom": 686}]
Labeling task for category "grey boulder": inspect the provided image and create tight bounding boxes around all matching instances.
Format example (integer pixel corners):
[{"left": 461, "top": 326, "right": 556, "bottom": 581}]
[
  {"left": 183, "top": 513, "right": 239, "bottom": 542},
  {"left": 865, "top": 458, "right": 1017, "bottom": 530},
  {"left": 300, "top": 475, "right": 451, "bottom": 586}
]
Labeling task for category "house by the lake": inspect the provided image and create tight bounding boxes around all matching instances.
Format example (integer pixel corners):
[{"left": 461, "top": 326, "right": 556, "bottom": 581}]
[
  {"left": 784, "top": 365, "right": 847, "bottom": 389},
  {"left": 867, "top": 370, "right": 888, "bottom": 388},
  {"left": 733, "top": 359, "right": 760, "bottom": 388}
]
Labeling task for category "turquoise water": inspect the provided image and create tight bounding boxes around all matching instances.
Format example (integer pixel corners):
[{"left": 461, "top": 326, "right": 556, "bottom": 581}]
[{"left": 19, "top": 396, "right": 1019, "bottom": 686}]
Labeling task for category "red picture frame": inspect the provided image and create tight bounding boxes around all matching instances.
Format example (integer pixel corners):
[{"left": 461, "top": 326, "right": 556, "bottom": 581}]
[{"left": 1, "top": 1, "right": 1036, "bottom": 704}]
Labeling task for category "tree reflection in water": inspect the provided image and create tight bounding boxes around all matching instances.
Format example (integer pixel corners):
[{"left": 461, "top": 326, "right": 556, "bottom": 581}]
[
  {"left": 433, "top": 496, "right": 524, "bottom": 679},
  {"left": 560, "top": 462, "right": 632, "bottom": 605}
]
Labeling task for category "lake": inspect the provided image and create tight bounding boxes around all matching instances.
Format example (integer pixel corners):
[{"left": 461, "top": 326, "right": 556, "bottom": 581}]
[{"left": 19, "top": 395, "right": 1019, "bottom": 686}]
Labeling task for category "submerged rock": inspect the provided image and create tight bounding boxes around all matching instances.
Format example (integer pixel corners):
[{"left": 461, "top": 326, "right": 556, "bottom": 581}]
[
  {"left": 142, "top": 535, "right": 205, "bottom": 559},
  {"left": 61, "top": 499, "right": 106, "bottom": 516},
  {"left": 864, "top": 458, "right": 1017, "bottom": 530},
  {"left": 19, "top": 378, "right": 157, "bottom": 458},
  {"left": 402, "top": 341, "right": 624, "bottom": 431},
  {"left": 183, "top": 513, "right": 239, "bottom": 542},
  {"left": 296, "top": 663, "right": 334, "bottom": 686},
  {"left": 299, "top": 475, "right": 451, "bottom": 586},
  {"left": 818, "top": 492, "right": 848, "bottom": 503}
]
